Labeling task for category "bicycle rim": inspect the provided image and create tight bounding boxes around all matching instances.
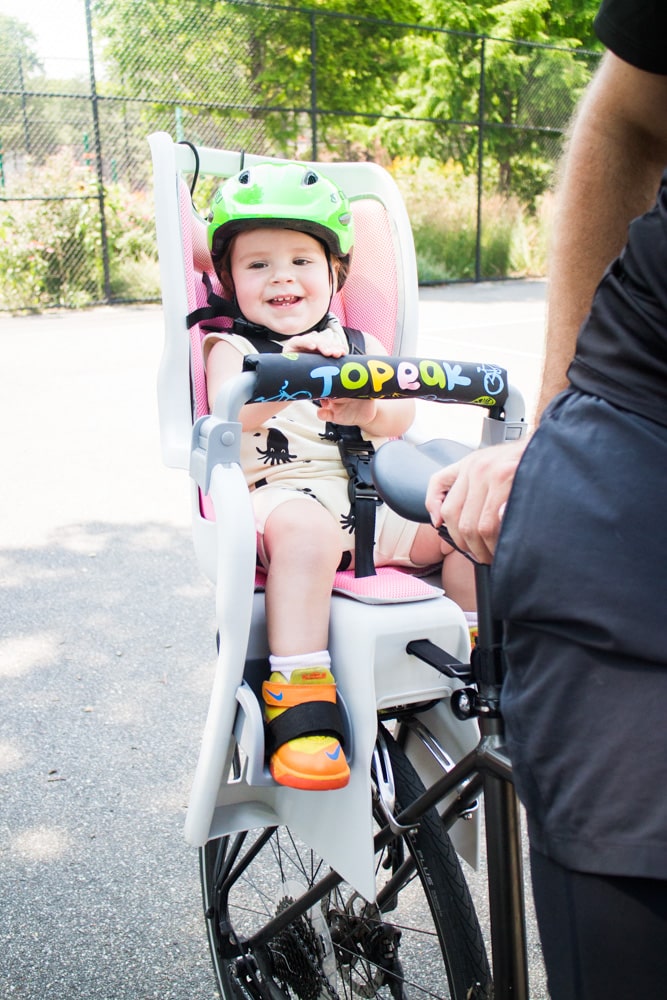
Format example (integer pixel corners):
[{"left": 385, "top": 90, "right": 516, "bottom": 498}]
[{"left": 200, "top": 725, "right": 491, "bottom": 1000}]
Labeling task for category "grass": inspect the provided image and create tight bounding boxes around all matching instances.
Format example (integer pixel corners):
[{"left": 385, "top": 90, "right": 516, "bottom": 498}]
[{"left": 391, "top": 157, "right": 551, "bottom": 284}]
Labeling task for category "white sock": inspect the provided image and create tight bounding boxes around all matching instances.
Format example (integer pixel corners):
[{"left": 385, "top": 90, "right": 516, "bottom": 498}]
[{"left": 269, "top": 650, "right": 331, "bottom": 680}]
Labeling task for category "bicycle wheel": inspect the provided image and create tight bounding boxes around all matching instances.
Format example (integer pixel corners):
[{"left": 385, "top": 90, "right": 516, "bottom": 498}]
[{"left": 200, "top": 724, "right": 491, "bottom": 1000}]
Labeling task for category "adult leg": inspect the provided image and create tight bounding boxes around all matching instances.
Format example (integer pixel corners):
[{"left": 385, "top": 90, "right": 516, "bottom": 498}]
[{"left": 530, "top": 847, "right": 667, "bottom": 1000}]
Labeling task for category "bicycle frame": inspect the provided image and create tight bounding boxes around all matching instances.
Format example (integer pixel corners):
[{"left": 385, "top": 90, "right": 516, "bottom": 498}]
[{"left": 402, "top": 562, "right": 528, "bottom": 999}]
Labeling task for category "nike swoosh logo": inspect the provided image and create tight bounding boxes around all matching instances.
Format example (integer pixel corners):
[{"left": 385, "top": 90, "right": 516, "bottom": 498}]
[
  {"left": 266, "top": 690, "right": 283, "bottom": 701},
  {"left": 326, "top": 745, "right": 341, "bottom": 760}
]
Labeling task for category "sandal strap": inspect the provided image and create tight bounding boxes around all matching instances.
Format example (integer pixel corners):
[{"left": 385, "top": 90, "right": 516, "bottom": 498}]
[{"left": 265, "top": 701, "right": 346, "bottom": 756}]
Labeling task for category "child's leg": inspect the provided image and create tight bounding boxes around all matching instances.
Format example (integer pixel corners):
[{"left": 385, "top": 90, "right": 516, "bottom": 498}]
[
  {"left": 259, "top": 497, "right": 350, "bottom": 790},
  {"left": 262, "top": 497, "right": 342, "bottom": 655},
  {"left": 410, "top": 522, "right": 477, "bottom": 611}
]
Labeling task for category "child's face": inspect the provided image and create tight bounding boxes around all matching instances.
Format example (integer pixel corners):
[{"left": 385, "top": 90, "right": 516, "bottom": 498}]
[{"left": 230, "top": 228, "right": 334, "bottom": 336}]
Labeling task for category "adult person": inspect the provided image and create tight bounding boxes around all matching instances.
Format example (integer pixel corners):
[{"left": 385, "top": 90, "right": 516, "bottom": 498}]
[{"left": 426, "top": 2, "right": 667, "bottom": 997}]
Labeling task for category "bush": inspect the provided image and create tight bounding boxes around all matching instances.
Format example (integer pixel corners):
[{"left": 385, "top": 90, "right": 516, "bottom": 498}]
[
  {"left": 0, "top": 151, "right": 104, "bottom": 310},
  {"left": 105, "top": 183, "right": 160, "bottom": 301},
  {"left": 391, "top": 156, "right": 550, "bottom": 283},
  {"left": 0, "top": 149, "right": 549, "bottom": 312},
  {"left": 0, "top": 149, "right": 160, "bottom": 311}
]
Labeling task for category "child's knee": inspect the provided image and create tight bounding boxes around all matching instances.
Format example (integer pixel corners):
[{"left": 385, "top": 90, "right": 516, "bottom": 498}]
[{"left": 264, "top": 498, "right": 341, "bottom": 563}]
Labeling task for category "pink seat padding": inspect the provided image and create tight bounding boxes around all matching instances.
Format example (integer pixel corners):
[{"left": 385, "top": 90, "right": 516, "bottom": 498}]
[
  {"left": 254, "top": 565, "right": 441, "bottom": 603},
  {"left": 333, "top": 567, "right": 442, "bottom": 604}
]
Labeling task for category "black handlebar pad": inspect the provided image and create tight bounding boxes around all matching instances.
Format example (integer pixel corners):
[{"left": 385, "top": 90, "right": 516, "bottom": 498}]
[{"left": 242, "top": 353, "right": 508, "bottom": 412}]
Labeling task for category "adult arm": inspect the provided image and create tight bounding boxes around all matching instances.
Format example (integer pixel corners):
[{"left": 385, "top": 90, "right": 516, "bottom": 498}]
[{"left": 538, "top": 51, "right": 667, "bottom": 416}]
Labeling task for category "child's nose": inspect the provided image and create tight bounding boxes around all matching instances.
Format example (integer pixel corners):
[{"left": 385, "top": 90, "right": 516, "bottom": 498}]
[{"left": 271, "top": 263, "right": 294, "bottom": 281}]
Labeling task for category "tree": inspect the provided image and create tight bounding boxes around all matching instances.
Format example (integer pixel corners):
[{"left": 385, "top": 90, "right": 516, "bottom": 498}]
[
  {"left": 91, "top": 0, "right": 603, "bottom": 198},
  {"left": 0, "top": 13, "right": 94, "bottom": 172},
  {"left": 92, "top": 0, "right": 423, "bottom": 158},
  {"left": 377, "top": 0, "right": 602, "bottom": 203},
  {"left": 0, "top": 15, "right": 43, "bottom": 163}
]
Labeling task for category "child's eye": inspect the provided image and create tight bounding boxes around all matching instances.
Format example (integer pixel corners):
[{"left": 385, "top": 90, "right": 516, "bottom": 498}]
[
  {"left": 248, "top": 260, "right": 268, "bottom": 269},
  {"left": 293, "top": 257, "right": 311, "bottom": 266}
]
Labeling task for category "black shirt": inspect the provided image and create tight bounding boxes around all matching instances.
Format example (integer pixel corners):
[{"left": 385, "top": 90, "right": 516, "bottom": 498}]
[
  {"left": 594, "top": 0, "right": 667, "bottom": 75},
  {"left": 567, "top": 0, "right": 667, "bottom": 427}
]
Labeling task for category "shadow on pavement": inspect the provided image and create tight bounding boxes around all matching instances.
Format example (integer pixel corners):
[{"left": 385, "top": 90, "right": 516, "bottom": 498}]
[{"left": 1, "top": 520, "right": 220, "bottom": 1000}]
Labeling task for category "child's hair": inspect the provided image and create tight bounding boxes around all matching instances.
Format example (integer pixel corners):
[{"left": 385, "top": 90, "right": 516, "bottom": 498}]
[{"left": 207, "top": 162, "right": 354, "bottom": 294}]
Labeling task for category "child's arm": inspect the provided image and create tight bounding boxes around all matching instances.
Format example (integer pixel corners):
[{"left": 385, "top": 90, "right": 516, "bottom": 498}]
[{"left": 206, "top": 338, "right": 291, "bottom": 429}]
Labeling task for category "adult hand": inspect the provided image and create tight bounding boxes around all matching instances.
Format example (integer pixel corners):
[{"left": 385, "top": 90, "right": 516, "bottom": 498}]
[{"left": 425, "top": 439, "right": 528, "bottom": 563}]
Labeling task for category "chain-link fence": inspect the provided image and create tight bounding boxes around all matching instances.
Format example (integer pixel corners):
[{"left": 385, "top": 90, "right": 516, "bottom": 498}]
[{"left": 0, "top": 0, "right": 601, "bottom": 311}]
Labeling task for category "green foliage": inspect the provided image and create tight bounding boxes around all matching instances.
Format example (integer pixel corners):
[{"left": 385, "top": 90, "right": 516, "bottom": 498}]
[
  {"left": 1, "top": 0, "right": 602, "bottom": 309},
  {"left": 93, "top": 0, "right": 424, "bottom": 156},
  {"left": 0, "top": 13, "right": 41, "bottom": 75},
  {"left": 0, "top": 150, "right": 159, "bottom": 310},
  {"left": 380, "top": 0, "right": 601, "bottom": 203},
  {"left": 1, "top": 13, "right": 92, "bottom": 164},
  {"left": 0, "top": 151, "right": 103, "bottom": 309},
  {"left": 105, "top": 184, "right": 161, "bottom": 300},
  {"left": 90, "top": 0, "right": 602, "bottom": 200},
  {"left": 392, "top": 157, "right": 549, "bottom": 281}
]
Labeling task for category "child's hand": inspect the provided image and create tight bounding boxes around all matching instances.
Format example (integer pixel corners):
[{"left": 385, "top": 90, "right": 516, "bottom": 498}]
[
  {"left": 316, "top": 396, "right": 378, "bottom": 428},
  {"left": 281, "top": 330, "right": 347, "bottom": 357}
]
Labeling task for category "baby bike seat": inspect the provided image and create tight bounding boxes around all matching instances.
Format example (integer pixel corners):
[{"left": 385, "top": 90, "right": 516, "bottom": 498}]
[{"left": 149, "top": 131, "right": 525, "bottom": 900}]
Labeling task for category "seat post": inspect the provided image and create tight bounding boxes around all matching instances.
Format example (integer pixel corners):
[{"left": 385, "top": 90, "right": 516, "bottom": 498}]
[{"left": 475, "top": 564, "right": 529, "bottom": 1000}]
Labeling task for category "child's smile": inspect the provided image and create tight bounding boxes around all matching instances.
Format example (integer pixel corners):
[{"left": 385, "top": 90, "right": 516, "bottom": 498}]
[{"left": 231, "top": 228, "right": 333, "bottom": 336}]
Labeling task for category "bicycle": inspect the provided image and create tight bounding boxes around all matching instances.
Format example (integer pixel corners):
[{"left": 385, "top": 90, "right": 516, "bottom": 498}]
[
  {"left": 195, "top": 355, "right": 529, "bottom": 1000},
  {"left": 148, "top": 132, "right": 531, "bottom": 1000}
]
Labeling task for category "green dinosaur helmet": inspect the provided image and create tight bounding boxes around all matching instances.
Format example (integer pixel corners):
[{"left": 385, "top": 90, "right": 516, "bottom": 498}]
[{"left": 207, "top": 162, "right": 354, "bottom": 285}]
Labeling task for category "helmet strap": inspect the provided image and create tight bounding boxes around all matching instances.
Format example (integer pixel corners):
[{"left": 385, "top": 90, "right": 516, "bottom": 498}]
[{"left": 232, "top": 310, "right": 331, "bottom": 340}]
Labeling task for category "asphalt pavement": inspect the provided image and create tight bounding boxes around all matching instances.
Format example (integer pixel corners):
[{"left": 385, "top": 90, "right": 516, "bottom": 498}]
[{"left": 0, "top": 281, "right": 548, "bottom": 999}]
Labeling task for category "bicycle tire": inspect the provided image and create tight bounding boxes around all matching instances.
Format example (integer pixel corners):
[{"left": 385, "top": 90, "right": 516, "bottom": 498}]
[{"left": 200, "top": 723, "right": 492, "bottom": 999}]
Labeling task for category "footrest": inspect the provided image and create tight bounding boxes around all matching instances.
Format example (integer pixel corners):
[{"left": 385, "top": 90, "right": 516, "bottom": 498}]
[{"left": 233, "top": 682, "right": 273, "bottom": 786}]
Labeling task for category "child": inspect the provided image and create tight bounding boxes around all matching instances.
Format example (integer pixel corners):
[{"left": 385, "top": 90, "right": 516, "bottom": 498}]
[{"left": 202, "top": 161, "right": 476, "bottom": 791}]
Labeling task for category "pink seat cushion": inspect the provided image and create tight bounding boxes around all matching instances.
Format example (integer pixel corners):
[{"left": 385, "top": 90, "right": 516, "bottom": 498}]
[
  {"left": 254, "top": 566, "right": 441, "bottom": 604},
  {"left": 333, "top": 567, "right": 442, "bottom": 603}
]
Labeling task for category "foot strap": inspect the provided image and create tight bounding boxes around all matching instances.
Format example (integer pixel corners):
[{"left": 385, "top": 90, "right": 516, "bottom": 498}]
[{"left": 264, "top": 701, "right": 346, "bottom": 757}]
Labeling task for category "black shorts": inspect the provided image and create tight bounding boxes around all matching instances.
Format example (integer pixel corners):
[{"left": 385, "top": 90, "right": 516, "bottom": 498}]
[
  {"left": 530, "top": 847, "right": 667, "bottom": 1000},
  {"left": 491, "top": 389, "right": 667, "bottom": 878}
]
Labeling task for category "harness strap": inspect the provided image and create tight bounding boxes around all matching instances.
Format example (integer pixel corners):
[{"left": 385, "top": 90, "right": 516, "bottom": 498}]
[
  {"left": 186, "top": 272, "right": 237, "bottom": 329},
  {"left": 323, "top": 325, "right": 381, "bottom": 578},
  {"left": 328, "top": 422, "right": 380, "bottom": 578}
]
